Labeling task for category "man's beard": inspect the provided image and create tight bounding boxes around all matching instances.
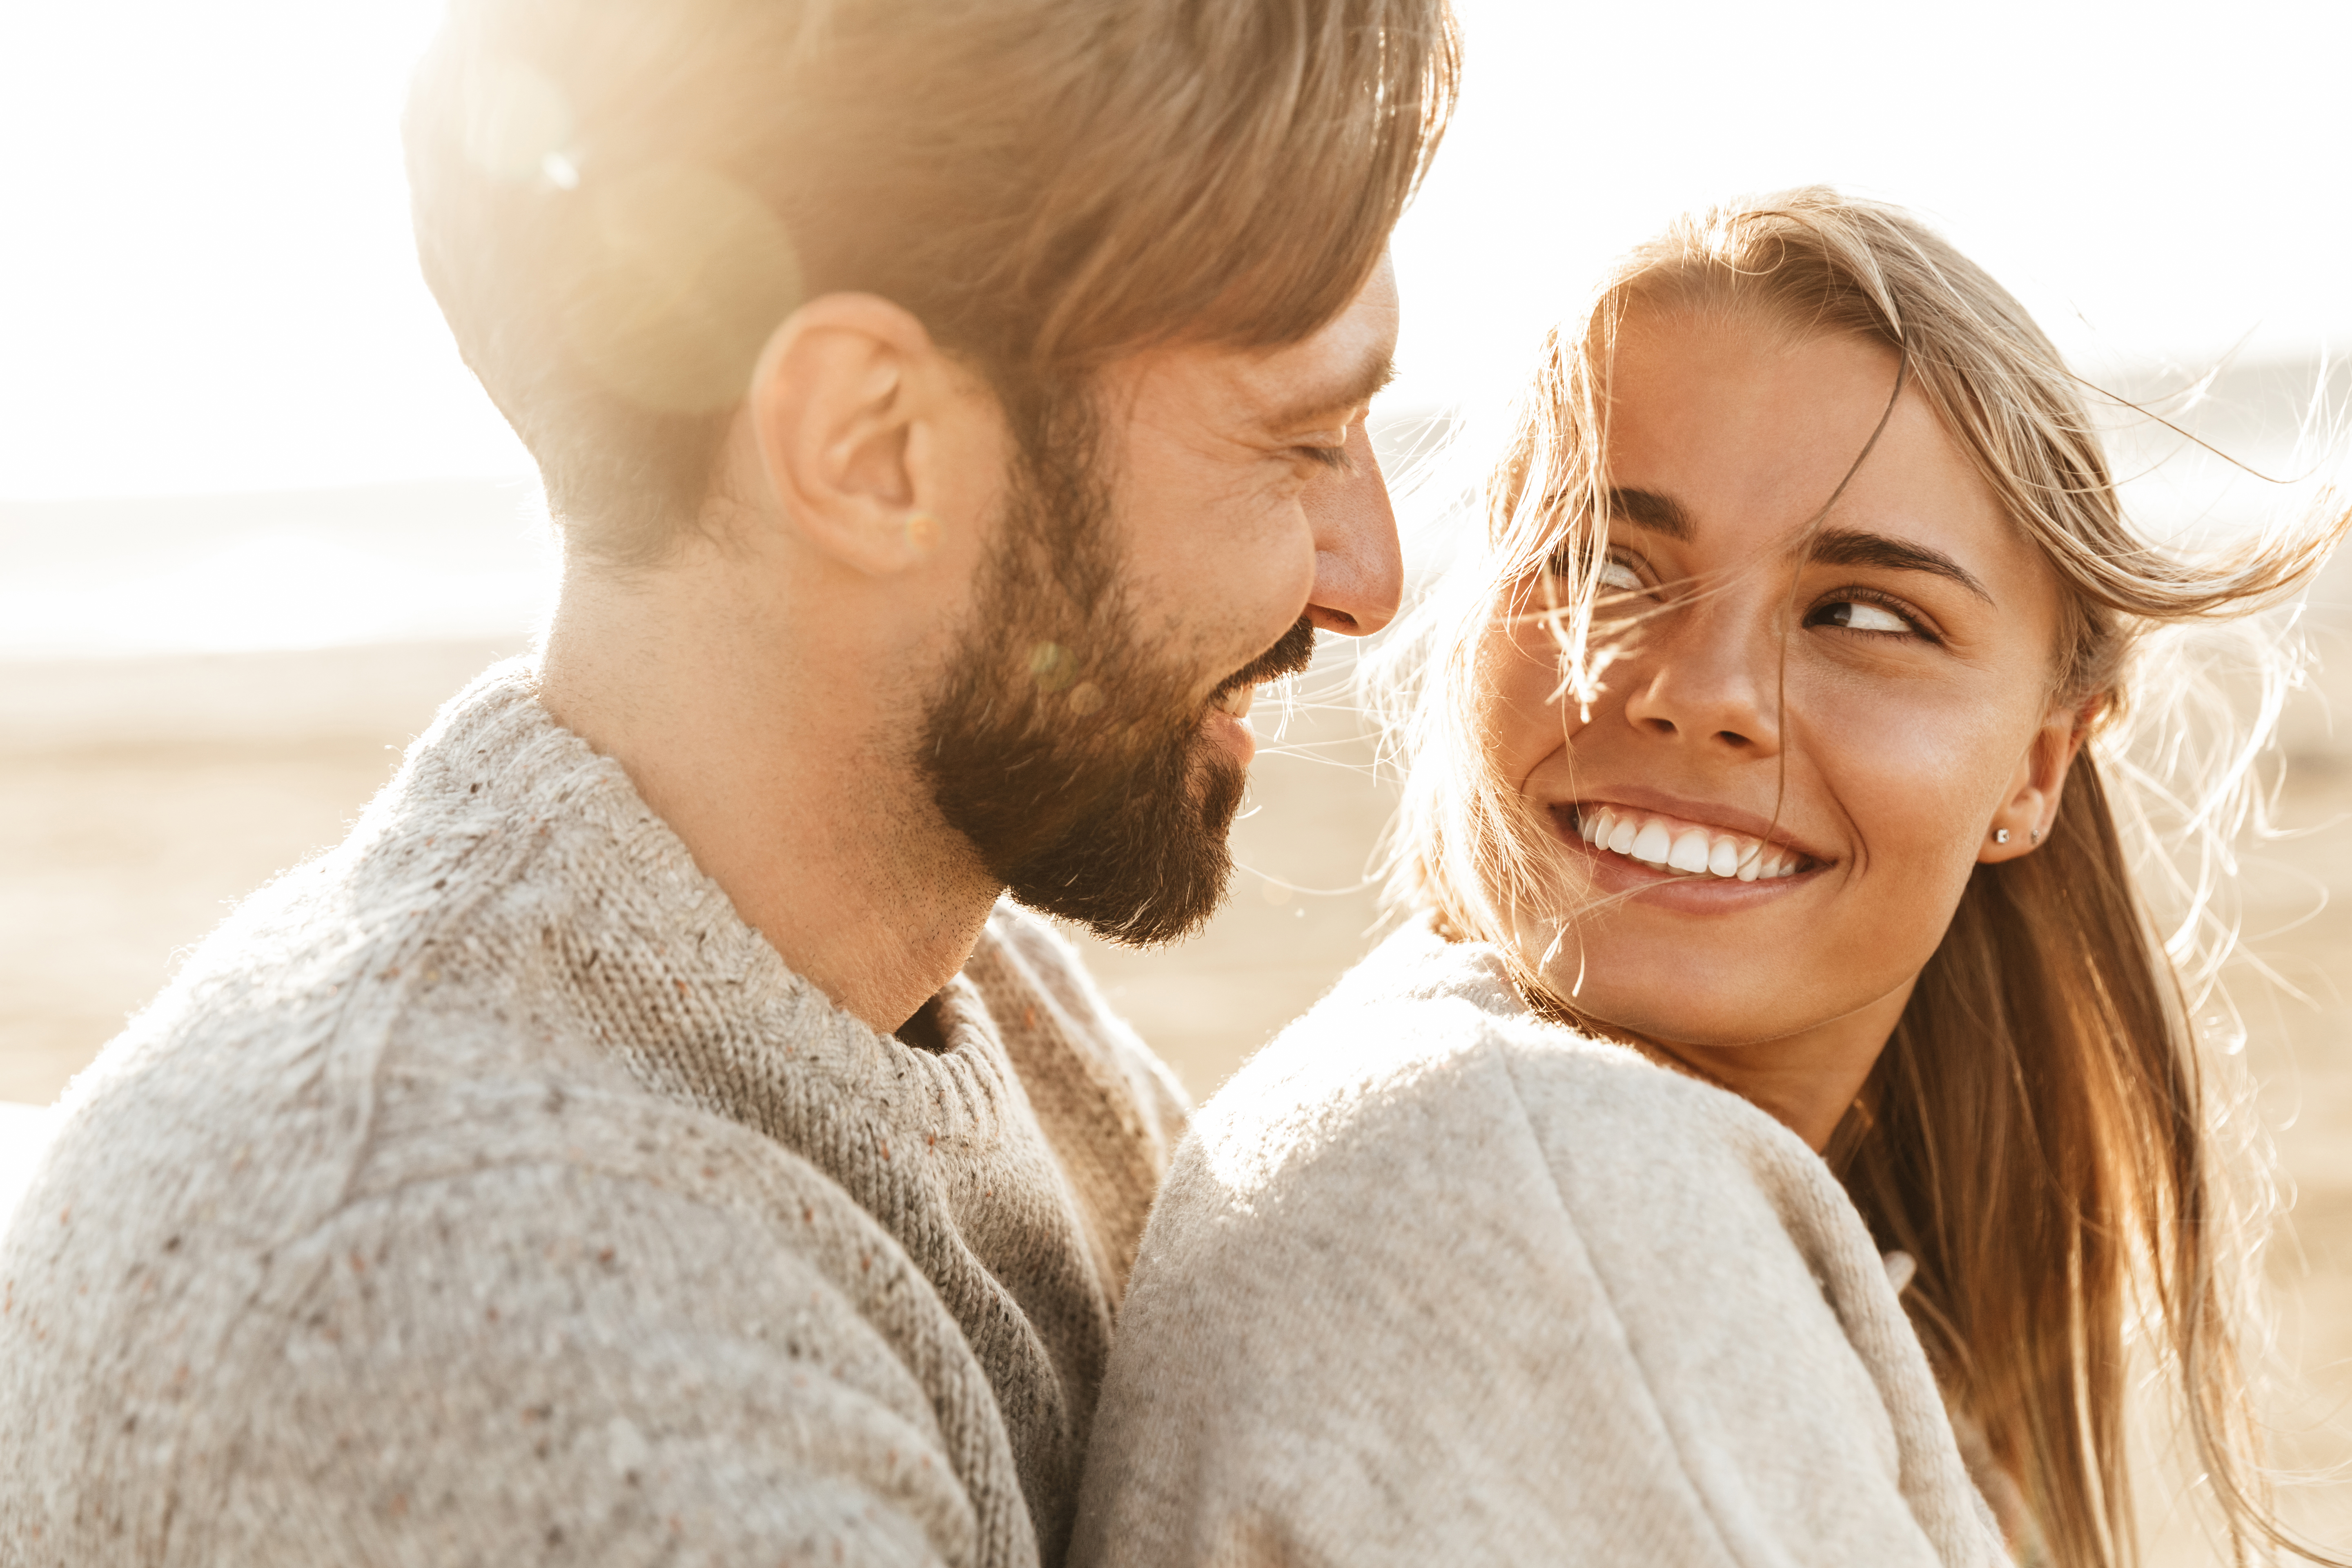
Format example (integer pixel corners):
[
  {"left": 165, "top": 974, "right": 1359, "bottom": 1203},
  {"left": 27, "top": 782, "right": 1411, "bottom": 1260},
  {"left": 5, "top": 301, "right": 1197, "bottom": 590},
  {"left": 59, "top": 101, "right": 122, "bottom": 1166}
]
[{"left": 918, "top": 405, "right": 1317, "bottom": 947}]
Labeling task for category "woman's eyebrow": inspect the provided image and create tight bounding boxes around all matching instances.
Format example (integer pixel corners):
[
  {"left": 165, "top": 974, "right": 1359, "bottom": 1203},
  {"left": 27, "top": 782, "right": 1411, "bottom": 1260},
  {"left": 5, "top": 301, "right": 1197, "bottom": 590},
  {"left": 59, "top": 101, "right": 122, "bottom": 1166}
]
[
  {"left": 1603, "top": 486, "right": 1692, "bottom": 539},
  {"left": 1608, "top": 491, "right": 1994, "bottom": 606},
  {"left": 1606, "top": 488, "right": 1994, "bottom": 603},
  {"left": 1801, "top": 527, "right": 1994, "bottom": 603}
]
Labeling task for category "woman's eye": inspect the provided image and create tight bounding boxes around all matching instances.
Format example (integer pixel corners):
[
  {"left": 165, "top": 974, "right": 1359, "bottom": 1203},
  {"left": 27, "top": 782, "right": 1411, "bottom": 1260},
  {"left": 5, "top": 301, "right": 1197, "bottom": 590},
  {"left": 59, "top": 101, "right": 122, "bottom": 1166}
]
[
  {"left": 1544, "top": 551, "right": 1643, "bottom": 590},
  {"left": 1811, "top": 599, "right": 1914, "bottom": 635}
]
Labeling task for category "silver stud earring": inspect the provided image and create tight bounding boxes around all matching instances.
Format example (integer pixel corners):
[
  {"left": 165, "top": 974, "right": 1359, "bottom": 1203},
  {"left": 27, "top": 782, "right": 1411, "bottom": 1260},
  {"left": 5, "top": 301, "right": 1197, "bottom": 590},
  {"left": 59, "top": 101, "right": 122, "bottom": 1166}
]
[
  {"left": 1993, "top": 828, "right": 2011, "bottom": 845},
  {"left": 2029, "top": 828, "right": 2042, "bottom": 845}
]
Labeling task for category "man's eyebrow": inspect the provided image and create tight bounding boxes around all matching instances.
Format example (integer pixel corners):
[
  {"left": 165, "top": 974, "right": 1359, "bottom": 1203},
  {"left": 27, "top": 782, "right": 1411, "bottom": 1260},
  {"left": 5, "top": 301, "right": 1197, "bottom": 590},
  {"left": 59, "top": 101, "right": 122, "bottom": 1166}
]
[
  {"left": 1269, "top": 351, "right": 1397, "bottom": 430},
  {"left": 1802, "top": 527, "right": 1994, "bottom": 603},
  {"left": 1602, "top": 486, "right": 1693, "bottom": 539}
]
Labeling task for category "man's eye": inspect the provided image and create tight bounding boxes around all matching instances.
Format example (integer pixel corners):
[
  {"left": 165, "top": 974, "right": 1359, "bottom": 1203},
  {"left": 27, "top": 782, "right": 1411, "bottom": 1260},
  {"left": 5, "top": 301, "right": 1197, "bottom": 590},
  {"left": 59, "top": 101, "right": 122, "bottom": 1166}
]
[
  {"left": 1811, "top": 599, "right": 1914, "bottom": 635},
  {"left": 1295, "top": 443, "right": 1352, "bottom": 473}
]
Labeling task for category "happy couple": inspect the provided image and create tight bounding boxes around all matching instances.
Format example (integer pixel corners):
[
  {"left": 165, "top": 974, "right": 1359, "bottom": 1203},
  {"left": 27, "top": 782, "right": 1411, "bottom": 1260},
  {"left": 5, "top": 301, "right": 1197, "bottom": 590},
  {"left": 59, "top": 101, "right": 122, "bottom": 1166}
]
[{"left": 6, "top": 1, "right": 2343, "bottom": 1565}]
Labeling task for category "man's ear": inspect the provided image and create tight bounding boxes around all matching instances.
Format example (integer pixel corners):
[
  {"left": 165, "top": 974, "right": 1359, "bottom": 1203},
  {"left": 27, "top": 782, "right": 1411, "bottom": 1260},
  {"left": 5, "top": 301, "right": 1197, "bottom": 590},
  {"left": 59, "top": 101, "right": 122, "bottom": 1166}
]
[
  {"left": 1980, "top": 700, "right": 2094, "bottom": 863},
  {"left": 743, "top": 293, "right": 956, "bottom": 576}
]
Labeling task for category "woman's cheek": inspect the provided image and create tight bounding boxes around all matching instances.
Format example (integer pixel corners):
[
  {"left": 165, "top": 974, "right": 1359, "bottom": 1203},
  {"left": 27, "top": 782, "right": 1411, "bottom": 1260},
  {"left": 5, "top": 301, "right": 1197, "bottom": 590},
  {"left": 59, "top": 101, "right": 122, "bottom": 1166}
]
[
  {"left": 1479, "top": 625, "right": 1570, "bottom": 781},
  {"left": 1815, "top": 684, "right": 2023, "bottom": 880}
]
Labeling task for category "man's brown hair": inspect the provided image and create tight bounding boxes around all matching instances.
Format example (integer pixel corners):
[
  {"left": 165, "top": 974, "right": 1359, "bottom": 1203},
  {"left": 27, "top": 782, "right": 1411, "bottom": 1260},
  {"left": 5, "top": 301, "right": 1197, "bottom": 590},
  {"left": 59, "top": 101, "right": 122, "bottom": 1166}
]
[{"left": 406, "top": 0, "right": 1461, "bottom": 564}]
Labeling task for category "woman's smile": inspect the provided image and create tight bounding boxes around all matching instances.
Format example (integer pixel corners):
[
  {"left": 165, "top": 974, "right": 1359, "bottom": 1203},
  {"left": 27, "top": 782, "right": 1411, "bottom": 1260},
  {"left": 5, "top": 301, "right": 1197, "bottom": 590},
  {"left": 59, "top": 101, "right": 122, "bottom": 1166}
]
[
  {"left": 1572, "top": 804, "right": 1800, "bottom": 879},
  {"left": 1547, "top": 794, "right": 1826, "bottom": 907}
]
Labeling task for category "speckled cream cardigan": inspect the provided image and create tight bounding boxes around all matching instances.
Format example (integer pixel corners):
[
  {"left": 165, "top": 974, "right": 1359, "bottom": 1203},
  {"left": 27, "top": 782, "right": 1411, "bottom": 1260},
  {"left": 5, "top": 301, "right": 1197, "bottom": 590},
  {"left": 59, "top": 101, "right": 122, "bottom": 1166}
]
[
  {"left": 1072, "top": 920, "right": 2007, "bottom": 1568},
  {"left": 0, "top": 660, "right": 1186, "bottom": 1568}
]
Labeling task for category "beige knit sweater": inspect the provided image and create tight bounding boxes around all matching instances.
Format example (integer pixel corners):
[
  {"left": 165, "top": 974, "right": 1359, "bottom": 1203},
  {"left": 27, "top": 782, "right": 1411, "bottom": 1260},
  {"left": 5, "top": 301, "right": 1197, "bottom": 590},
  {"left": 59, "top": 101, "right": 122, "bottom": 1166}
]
[
  {"left": 1071, "top": 920, "right": 2007, "bottom": 1567},
  {"left": 0, "top": 660, "right": 1186, "bottom": 1568}
]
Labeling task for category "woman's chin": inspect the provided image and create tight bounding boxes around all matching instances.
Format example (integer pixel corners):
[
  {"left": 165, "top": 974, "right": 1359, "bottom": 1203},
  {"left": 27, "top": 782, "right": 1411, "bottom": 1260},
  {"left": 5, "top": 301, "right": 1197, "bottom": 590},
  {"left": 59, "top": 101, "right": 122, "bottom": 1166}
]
[
  {"left": 1540, "top": 986, "right": 1766, "bottom": 1054},
  {"left": 1503, "top": 913, "right": 1826, "bottom": 1051}
]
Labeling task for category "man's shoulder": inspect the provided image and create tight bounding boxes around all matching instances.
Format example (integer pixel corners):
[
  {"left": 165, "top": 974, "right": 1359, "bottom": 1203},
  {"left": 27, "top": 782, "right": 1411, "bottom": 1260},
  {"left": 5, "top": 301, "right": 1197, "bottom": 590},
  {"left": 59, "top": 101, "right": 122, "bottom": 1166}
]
[
  {"left": 6, "top": 951, "right": 827, "bottom": 1322},
  {"left": 0, "top": 1039, "right": 1003, "bottom": 1568},
  {"left": 0, "top": 651, "right": 811, "bottom": 1381}
]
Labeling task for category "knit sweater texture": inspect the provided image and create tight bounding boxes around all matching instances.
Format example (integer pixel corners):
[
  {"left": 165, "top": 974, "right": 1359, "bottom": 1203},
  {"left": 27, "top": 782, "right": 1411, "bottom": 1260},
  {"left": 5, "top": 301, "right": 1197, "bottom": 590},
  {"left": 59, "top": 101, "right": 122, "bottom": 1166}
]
[
  {"left": 1070, "top": 919, "right": 2007, "bottom": 1567},
  {"left": 0, "top": 659, "right": 1187, "bottom": 1568}
]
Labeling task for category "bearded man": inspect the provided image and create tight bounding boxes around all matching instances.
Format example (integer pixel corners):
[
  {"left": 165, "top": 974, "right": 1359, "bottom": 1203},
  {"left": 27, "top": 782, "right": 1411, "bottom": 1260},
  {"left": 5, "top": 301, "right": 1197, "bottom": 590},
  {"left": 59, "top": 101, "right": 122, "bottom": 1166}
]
[{"left": 0, "top": 2, "right": 1457, "bottom": 1564}]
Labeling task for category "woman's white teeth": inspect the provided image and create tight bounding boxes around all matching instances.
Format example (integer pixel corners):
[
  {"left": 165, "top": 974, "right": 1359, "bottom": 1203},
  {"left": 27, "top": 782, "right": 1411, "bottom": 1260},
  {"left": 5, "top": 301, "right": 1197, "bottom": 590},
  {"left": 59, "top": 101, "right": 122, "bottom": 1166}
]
[
  {"left": 1575, "top": 805, "right": 1801, "bottom": 880},
  {"left": 1666, "top": 829, "right": 1711, "bottom": 874}
]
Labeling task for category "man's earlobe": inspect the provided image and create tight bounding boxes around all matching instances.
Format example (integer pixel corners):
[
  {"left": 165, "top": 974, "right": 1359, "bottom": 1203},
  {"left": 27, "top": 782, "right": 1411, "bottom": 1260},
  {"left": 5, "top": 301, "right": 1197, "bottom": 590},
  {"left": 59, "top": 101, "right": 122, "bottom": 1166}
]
[{"left": 746, "top": 294, "right": 952, "bottom": 577}]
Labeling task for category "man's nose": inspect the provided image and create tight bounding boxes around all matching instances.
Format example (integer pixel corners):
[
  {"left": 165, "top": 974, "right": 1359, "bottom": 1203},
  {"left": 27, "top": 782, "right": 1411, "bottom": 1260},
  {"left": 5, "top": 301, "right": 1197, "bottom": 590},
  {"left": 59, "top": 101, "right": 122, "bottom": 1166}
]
[{"left": 1300, "top": 419, "right": 1403, "bottom": 636}]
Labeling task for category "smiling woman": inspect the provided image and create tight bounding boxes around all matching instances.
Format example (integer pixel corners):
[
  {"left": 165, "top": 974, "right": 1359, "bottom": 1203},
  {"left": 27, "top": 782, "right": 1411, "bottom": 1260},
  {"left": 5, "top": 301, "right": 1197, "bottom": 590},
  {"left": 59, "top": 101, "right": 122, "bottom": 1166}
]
[
  {"left": 1492, "top": 314, "right": 2085, "bottom": 1132},
  {"left": 1408, "top": 192, "right": 2350, "bottom": 1565},
  {"left": 1071, "top": 190, "right": 2352, "bottom": 1568}
]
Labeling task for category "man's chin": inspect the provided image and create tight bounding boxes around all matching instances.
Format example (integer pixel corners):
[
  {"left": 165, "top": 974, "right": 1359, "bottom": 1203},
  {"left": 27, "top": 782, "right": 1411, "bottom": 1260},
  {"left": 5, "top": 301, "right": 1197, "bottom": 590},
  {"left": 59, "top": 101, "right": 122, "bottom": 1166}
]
[{"left": 1002, "top": 745, "right": 1246, "bottom": 948}]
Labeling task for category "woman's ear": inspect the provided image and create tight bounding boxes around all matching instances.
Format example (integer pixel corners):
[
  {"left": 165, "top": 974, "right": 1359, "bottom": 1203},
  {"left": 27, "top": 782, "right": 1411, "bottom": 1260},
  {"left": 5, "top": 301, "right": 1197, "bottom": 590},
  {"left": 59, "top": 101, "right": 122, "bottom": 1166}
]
[
  {"left": 1980, "top": 700, "right": 2092, "bottom": 863},
  {"left": 742, "top": 293, "right": 958, "bottom": 577}
]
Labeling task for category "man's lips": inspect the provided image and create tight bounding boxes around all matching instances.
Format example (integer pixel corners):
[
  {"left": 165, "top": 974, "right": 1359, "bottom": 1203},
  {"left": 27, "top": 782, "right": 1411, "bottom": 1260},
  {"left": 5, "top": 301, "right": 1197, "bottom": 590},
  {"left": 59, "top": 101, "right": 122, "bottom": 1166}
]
[
  {"left": 1208, "top": 615, "right": 1317, "bottom": 719},
  {"left": 1192, "top": 617, "right": 1314, "bottom": 763}
]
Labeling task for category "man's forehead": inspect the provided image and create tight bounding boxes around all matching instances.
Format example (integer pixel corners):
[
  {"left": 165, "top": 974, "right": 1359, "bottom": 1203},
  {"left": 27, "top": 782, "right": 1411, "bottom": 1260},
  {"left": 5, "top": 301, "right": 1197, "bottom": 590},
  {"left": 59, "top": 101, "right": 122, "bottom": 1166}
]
[
  {"left": 1139, "top": 299, "right": 1399, "bottom": 432},
  {"left": 1092, "top": 259, "right": 1400, "bottom": 441},
  {"left": 1258, "top": 327, "right": 1400, "bottom": 429},
  {"left": 1254, "top": 262, "right": 1400, "bottom": 421}
]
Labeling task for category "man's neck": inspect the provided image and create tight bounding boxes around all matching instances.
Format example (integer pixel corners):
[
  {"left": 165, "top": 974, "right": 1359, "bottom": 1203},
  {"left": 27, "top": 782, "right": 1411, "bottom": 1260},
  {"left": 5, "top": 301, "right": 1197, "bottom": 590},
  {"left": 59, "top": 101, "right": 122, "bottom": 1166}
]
[{"left": 535, "top": 542, "right": 1002, "bottom": 1038}]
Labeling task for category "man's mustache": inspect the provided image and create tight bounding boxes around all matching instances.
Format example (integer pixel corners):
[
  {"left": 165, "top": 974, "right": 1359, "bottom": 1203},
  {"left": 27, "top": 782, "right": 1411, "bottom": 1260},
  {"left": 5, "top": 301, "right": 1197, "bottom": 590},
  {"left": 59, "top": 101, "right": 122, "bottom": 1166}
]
[{"left": 1212, "top": 616, "right": 1317, "bottom": 701}]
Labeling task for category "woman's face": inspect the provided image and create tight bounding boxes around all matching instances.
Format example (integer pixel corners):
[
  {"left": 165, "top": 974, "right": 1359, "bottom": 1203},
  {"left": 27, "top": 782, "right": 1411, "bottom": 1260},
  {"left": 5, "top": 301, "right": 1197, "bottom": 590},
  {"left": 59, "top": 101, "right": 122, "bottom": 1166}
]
[{"left": 1490, "top": 306, "right": 2077, "bottom": 1081}]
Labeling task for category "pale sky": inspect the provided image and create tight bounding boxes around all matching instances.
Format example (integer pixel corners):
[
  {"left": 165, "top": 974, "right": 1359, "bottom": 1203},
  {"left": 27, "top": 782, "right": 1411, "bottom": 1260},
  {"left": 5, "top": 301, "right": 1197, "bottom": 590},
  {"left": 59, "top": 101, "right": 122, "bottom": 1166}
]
[{"left": 2, "top": 0, "right": 2346, "bottom": 503}]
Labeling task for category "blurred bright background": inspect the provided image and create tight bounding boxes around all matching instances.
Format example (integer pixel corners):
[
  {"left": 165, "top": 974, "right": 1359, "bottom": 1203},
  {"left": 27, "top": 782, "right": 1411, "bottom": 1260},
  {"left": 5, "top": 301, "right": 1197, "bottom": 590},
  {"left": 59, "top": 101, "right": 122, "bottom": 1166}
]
[
  {"left": 4, "top": 0, "right": 2349, "bottom": 1553},
  {"left": 5, "top": 0, "right": 2351, "bottom": 508}
]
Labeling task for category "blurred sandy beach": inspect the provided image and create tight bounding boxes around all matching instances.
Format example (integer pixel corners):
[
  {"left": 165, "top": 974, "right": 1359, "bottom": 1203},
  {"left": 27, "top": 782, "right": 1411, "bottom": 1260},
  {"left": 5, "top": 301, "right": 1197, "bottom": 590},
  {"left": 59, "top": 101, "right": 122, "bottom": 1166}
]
[{"left": 3, "top": 386, "right": 2348, "bottom": 1554}]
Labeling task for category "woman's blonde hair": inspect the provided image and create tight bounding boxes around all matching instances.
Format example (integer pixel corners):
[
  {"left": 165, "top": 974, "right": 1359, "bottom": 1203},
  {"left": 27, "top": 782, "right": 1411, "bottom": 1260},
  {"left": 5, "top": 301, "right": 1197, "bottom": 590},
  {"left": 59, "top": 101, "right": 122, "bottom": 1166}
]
[{"left": 1375, "top": 187, "right": 2349, "bottom": 1566}]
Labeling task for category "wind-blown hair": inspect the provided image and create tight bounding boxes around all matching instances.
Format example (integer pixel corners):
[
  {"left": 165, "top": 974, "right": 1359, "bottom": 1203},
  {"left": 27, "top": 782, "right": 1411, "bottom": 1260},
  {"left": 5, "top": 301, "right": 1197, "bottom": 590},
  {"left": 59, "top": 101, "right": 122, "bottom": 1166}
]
[
  {"left": 1373, "top": 188, "right": 2349, "bottom": 1566},
  {"left": 407, "top": 0, "right": 1460, "bottom": 565}
]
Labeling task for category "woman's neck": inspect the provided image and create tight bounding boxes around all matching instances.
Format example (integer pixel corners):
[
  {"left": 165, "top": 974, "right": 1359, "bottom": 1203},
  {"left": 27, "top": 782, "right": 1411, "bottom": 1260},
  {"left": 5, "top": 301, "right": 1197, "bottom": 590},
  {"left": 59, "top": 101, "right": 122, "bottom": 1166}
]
[{"left": 1566, "top": 981, "right": 1917, "bottom": 1154}]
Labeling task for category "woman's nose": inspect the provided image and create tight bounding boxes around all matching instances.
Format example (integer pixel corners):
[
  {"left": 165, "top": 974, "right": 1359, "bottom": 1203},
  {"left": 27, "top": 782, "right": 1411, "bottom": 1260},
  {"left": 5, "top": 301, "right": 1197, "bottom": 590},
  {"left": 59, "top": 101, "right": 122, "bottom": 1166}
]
[
  {"left": 1617, "top": 595, "right": 1782, "bottom": 754},
  {"left": 1300, "top": 420, "right": 1403, "bottom": 637}
]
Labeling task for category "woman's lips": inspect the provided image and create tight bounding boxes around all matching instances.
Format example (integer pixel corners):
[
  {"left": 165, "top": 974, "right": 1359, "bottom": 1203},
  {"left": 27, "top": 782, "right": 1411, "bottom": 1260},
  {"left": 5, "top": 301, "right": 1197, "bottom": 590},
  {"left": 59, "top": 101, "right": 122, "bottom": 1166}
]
[{"left": 1561, "top": 802, "right": 1817, "bottom": 883}]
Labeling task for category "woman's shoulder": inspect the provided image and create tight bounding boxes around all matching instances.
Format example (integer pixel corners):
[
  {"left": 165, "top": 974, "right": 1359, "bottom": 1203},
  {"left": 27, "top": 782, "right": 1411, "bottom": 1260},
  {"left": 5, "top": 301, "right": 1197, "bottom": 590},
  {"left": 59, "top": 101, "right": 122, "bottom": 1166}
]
[
  {"left": 1183, "top": 916, "right": 1811, "bottom": 1214},
  {"left": 1083, "top": 920, "right": 1995, "bottom": 1566}
]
